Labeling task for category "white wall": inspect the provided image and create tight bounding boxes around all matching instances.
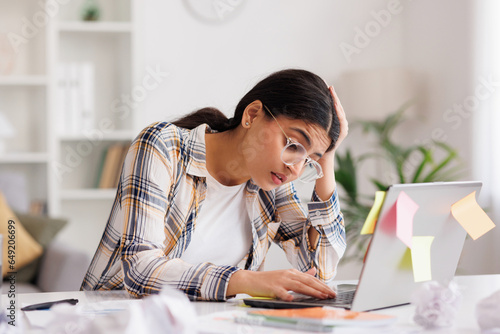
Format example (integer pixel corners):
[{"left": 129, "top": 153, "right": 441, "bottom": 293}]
[{"left": 138, "top": 0, "right": 404, "bottom": 128}]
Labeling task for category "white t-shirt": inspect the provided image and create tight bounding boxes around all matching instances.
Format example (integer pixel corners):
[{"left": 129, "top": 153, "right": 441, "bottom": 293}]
[{"left": 180, "top": 172, "right": 252, "bottom": 266}]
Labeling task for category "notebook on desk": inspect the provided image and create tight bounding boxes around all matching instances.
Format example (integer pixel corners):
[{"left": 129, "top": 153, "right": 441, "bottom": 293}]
[{"left": 244, "top": 181, "right": 483, "bottom": 312}]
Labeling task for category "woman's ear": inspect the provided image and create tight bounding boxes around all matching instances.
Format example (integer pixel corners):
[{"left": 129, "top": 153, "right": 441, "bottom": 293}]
[{"left": 241, "top": 100, "right": 263, "bottom": 128}]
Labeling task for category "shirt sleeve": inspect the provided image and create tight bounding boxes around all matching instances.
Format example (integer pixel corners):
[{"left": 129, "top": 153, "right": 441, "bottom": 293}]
[
  {"left": 119, "top": 124, "right": 240, "bottom": 301},
  {"left": 273, "top": 182, "right": 346, "bottom": 284}
]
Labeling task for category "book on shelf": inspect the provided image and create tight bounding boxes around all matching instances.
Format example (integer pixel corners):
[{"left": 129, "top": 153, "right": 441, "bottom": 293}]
[
  {"left": 29, "top": 200, "right": 47, "bottom": 215},
  {"left": 56, "top": 62, "right": 95, "bottom": 136},
  {"left": 96, "top": 143, "right": 130, "bottom": 189}
]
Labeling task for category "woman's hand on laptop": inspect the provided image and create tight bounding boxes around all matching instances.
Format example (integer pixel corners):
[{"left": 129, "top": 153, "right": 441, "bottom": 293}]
[{"left": 226, "top": 268, "right": 336, "bottom": 301}]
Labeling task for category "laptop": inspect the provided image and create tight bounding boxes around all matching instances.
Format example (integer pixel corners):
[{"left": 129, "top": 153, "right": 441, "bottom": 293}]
[{"left": 244, "top": 181, "right": 482, "bottom": 311}]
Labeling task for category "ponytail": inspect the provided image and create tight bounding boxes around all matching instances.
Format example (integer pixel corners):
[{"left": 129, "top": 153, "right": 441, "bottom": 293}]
[{"left": 171, "top": 107, "right": 239, "bottom": 132}]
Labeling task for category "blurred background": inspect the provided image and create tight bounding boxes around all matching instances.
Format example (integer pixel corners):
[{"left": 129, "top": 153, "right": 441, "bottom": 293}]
[{"left": 1, "top": 0, "right": 498, "bottom": 286}]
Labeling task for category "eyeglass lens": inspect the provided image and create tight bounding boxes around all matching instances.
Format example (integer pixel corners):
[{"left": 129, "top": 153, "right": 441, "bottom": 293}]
[
  {"left": 281, "top": 142, "right": 322, "bottom": 182},
  {"left": 300, "top": 163, "right": 322, "bottom": 182},
  {"left": 281, "top": 142, "right": 307, "bottom": 165}
]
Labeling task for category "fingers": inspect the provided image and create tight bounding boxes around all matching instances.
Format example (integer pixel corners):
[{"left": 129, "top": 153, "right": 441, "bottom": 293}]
[
  {"left": 330, "top": 86, "right": 348, "bottom": 131},
  {"left": 286, "top": 270, "right": 336, "bottom": 299},
  {"left": 329, "top": 86, "right": 345, "bottom": 115},
  {"left": 288, "top": 283, "right": 330, "bottom": 300},
  {"left": 275, "top": 288, "right": 294, "bottom": 301},
  {"left": 274, "top": 269, "right": 335, "bottom": 300},
  {"left": 329, "top": 85, "right": 349, "bottom": 150},
  {"left": 305, "top": 267, "right": 317, "bottom": 276},
  {"left": 242, "top": 269, "right": 336, "bottom": 301}
]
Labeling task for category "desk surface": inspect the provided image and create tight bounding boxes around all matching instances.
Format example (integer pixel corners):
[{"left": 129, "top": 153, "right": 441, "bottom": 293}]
[{"left": 2, "top": 274, "right": 500, "bottom": 333}]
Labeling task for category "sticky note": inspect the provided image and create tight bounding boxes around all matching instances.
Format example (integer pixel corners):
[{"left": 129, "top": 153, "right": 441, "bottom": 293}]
[
  {"left": 451, "top": 191, "right": 496, "bottom": 240},
  {"left": 360, "top": 191, "right": 386, "bottom": 235},
  {"left": 379, "top": 202, "right": 397, "bottom": 234},
  {"left": 398, "top": 247, "right": 412, "bottom": 270},
  {"left": 396, "top": 191, "right": 419, "bottom": 248},
  {"left": 411, "top": 236, "right": 434, "bottom": 282}
]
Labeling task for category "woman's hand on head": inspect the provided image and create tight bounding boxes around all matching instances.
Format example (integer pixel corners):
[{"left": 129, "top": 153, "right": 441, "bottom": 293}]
[
  {"left": 226, "top": 268, "right": 336, "bottom": 301},
  {"left": 329, "top": 85, "right": 348, "bottom": 153},
  {"left": 316, "top": 86, "right": 348, "bottom": 169},
  {"left": 313, "top": 86, "right": 348, "bottom": 201}
]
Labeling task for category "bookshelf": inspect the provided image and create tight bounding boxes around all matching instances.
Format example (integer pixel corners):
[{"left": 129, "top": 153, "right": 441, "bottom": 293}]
[
  {"left": 0, "top": 75, "right": 48, "bottom": 86},
  {"left": 0, "top": 0, "right": 141, "bottom": 255},
  {"left": 57, "top": 21, "right": 133, "bottom": 33},
  {"left": 0, "top": 153, "right": 49, "bottom": 164},
  {"left": 0, "top": 0, "right": 49, "bottom": 214}
]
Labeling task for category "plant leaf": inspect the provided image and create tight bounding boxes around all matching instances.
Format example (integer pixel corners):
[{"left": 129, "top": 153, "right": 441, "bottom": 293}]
[
  {"left": 422, "top": 146, "right": 458, "bottom": 182},
  {"left": 411, "top": 147, "right": 434, "bottom": 183},
  {"left": 371, "top": 179, "right": 388, "bottom": 191}
]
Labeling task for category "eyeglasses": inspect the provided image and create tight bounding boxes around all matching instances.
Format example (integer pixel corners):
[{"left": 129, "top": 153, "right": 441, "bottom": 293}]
[{"left": 262, "top": 105, "right": 324, "bottom": 183}]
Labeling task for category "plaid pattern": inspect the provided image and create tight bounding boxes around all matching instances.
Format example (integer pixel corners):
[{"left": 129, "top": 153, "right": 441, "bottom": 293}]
[{"left": 81, "top": 122, "right": 346, "bottom": 301}]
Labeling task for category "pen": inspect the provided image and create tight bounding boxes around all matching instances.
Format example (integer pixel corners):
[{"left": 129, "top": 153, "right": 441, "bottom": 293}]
[{"left": 21, "top": 298, "right": 79, "bottom": 311}]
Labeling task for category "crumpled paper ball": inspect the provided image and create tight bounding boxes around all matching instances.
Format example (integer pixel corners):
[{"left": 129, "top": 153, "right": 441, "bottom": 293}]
[
  {"left": 476, "top": 290, "right": 500, "bottom": 332},
  {"left": 0, "top": 309, "right": 24, "bottom": 334},
  {"left": 411, "top": 281, "right": 462, "bottom": 329},
  {"left": 45, "top": 286, "right": 198, "bottom": 334}
]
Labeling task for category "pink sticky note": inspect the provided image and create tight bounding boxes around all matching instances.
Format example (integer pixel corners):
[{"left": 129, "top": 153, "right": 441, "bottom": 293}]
[
  {"left": 379, "top": 202, "right": 397, "bottom": 234},
  {"left": 396, "top": 191, "right": 419, "bottom": 248},
  {"left": 451, "top": 191, "right": 496, "bottom": 240}
]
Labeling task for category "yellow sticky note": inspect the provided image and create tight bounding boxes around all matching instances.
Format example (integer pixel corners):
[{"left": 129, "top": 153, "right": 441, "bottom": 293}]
[
  {"left": 451, "top": 191, "right": 496, "bottom": 240},
  {"left": 360, "top": 191, "right": 386, "bottom": 235},
  {"left": 411, "top": 236, "right": 434, "bottom": 282},
  {"left": 398, "top": 247, "right": 412, "bottom": 270}
]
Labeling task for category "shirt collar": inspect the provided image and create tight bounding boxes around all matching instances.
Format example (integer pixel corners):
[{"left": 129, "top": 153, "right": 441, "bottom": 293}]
[
  {"left": 184, "top": 123, "right": 210, "bottom": 178},
  {"left": 182, "top": 123, "right": 261, "bottom": 194}
]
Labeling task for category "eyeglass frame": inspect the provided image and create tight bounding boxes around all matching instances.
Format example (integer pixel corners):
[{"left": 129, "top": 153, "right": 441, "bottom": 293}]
[{"left": 262, "top": 104, "right": 324, "bottom": 181}]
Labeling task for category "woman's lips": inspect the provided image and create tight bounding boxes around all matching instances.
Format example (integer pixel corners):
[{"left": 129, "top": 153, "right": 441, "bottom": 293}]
[{"left": 271, "top": 172, "right": 288, "bottom": 185}]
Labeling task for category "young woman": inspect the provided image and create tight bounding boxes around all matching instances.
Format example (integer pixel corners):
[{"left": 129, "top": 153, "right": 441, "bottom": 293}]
[{"left": 81, "top": 69, "right": 348, "bottom": 301}]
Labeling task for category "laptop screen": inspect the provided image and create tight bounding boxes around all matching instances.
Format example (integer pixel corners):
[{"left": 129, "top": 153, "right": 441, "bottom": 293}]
[{"left": 352, "top": 181, "right": 482, "bottom": 311}]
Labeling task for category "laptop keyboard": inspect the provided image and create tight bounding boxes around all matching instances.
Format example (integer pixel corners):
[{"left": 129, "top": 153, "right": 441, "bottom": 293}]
[{"left": 291, "top": 290, "right": 355, "bottom": 307}]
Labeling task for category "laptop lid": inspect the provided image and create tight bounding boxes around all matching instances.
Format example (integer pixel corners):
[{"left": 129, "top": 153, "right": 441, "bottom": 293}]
[
  {"left": 243, "top": 181, "right": 482, "bottom": 311},
  {"left": 351, "top": 181, "right": 482, "bottom": 311}
]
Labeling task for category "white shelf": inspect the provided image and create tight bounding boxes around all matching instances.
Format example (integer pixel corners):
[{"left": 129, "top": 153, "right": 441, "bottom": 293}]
[
  {"left": 57, "top": 21, "right": 133, "bottom": 33},
  {"left": 0, "top": 76, "right": 47, "bottom": 86},
  {"left": 59, "top": 131, "right": 135, "bottom": 142},
  {"left": 61, "top": 189, "right": 117, "bottom": 200},
  {"left": 0, "top": 153, "right": 49, "bottom": 164},
  {"left": 1, "top": 1, "right": 139, "bottom": 219}
]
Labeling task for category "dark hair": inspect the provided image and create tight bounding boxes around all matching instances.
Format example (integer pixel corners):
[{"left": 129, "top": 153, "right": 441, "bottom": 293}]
[{"left": 172, "top": 69, "right": 340, "bottom": 151}]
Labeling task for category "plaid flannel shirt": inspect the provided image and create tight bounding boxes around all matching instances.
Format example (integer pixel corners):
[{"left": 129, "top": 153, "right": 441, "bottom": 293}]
[{"left": 81, "top": 122, "right": 346, "bottom": 301}]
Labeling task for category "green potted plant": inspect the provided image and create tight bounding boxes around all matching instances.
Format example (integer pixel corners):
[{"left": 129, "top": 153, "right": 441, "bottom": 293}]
[
  {"left": 335, "top": 105, "right": 465, "bottom": 261},
  {"left": 81, "top": 0, "right": 101, "bottom": 21}
]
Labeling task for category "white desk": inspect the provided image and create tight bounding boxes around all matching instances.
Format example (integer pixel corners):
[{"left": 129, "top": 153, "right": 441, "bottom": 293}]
[{"left": 2, "top": 275, "right": 500, "bottom": 333}]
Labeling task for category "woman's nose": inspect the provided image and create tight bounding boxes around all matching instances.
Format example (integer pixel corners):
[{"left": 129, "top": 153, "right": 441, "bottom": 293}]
[{"left": 287, "top": 162, "right": 303, "bottom": 178}]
